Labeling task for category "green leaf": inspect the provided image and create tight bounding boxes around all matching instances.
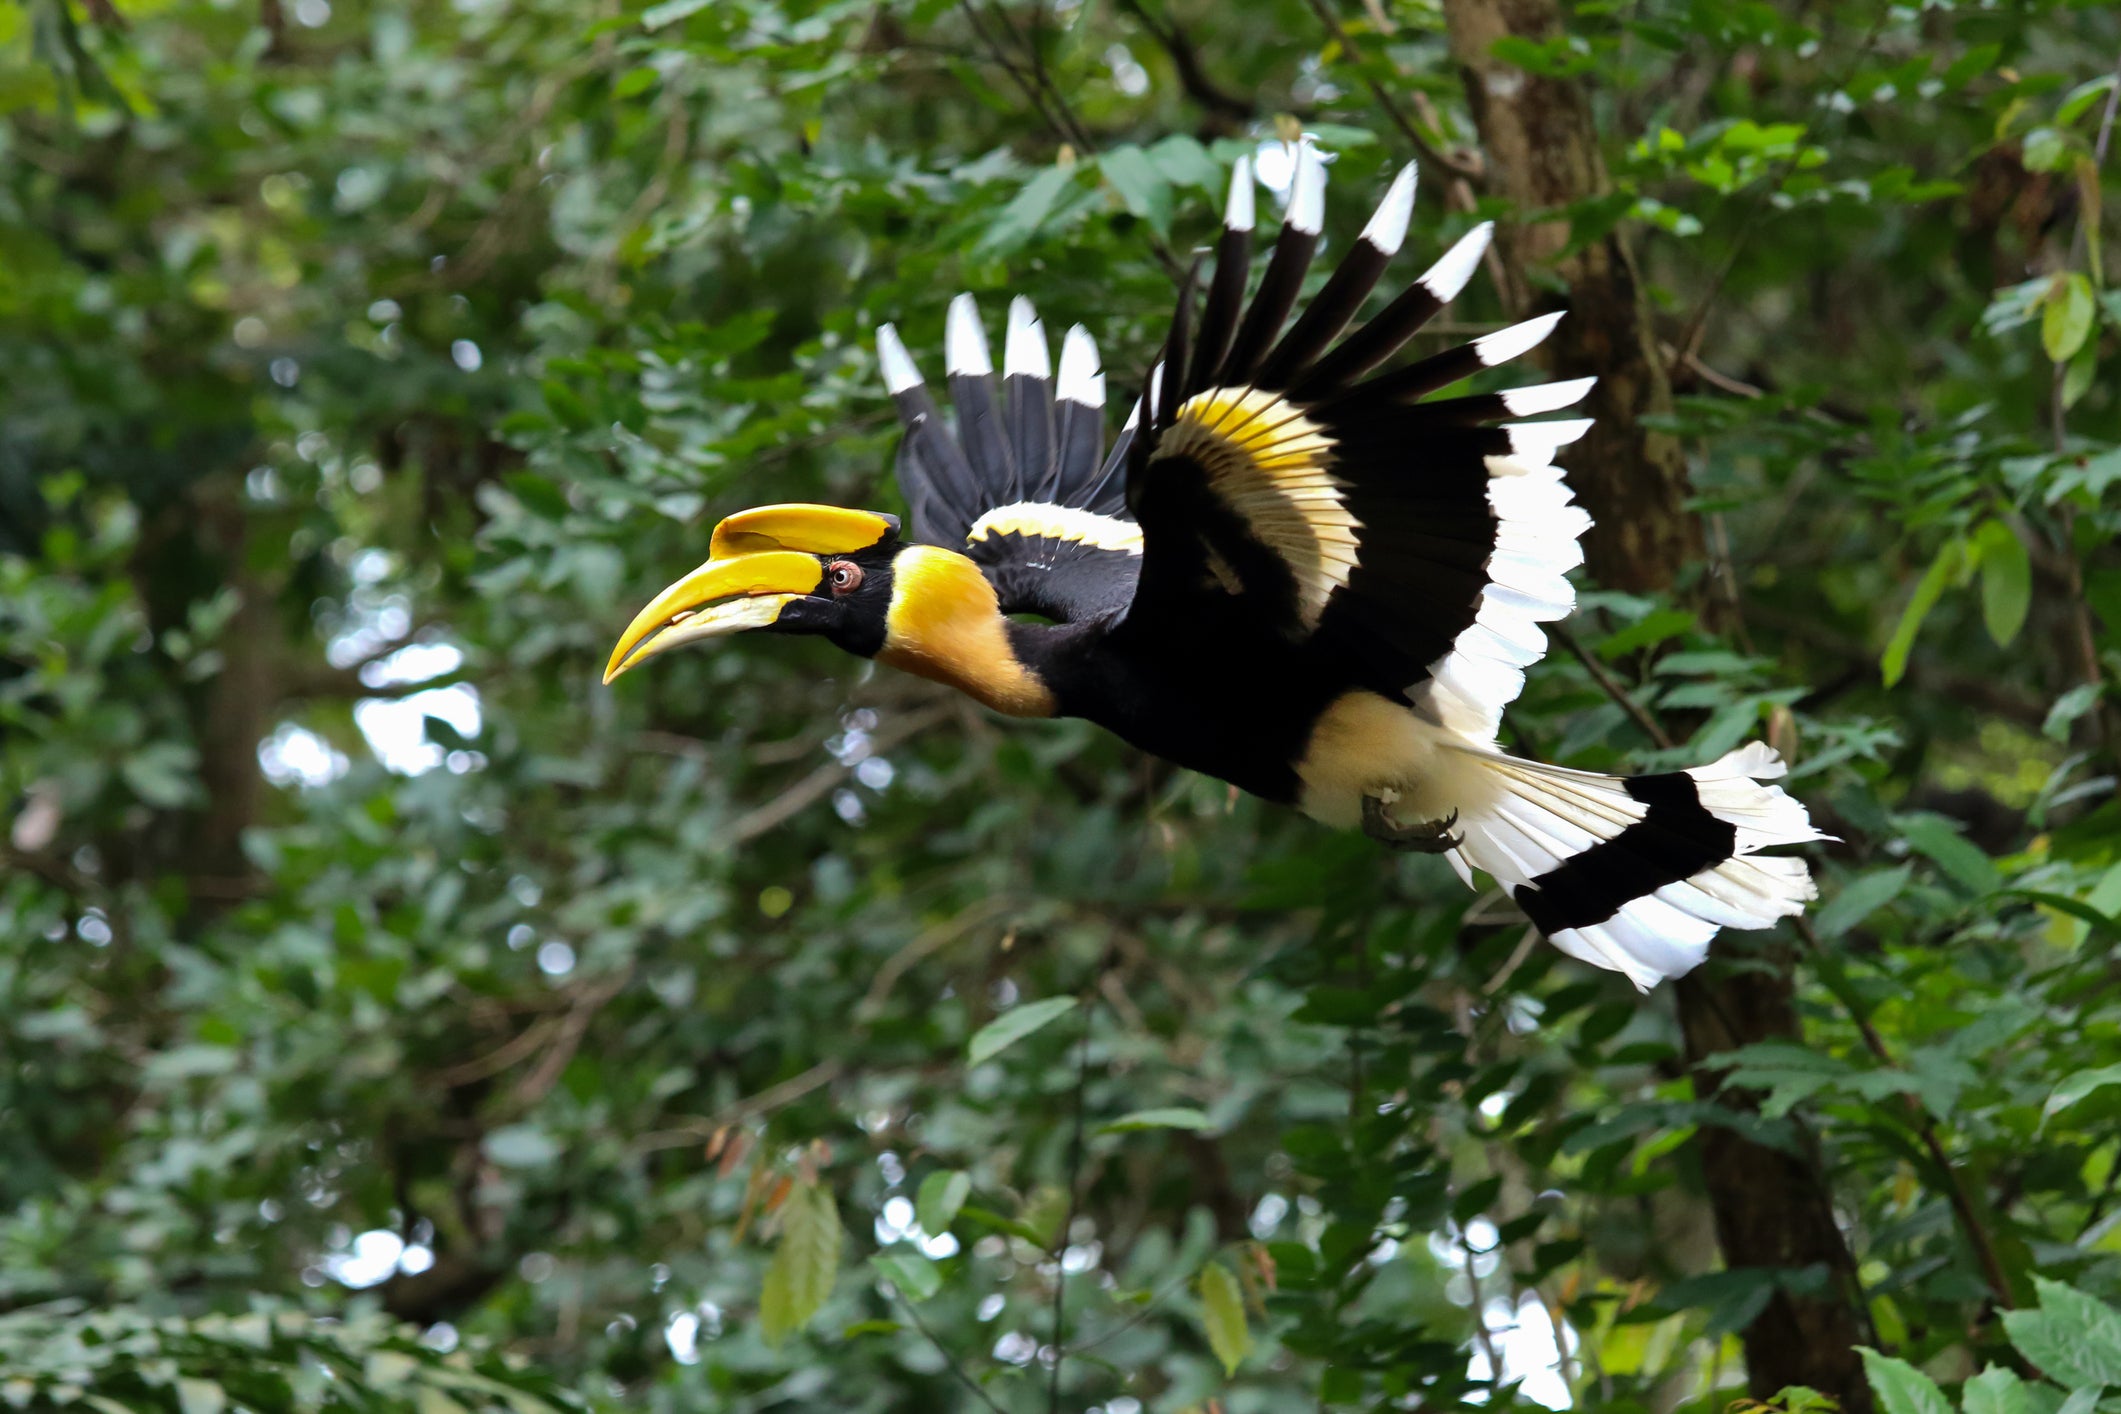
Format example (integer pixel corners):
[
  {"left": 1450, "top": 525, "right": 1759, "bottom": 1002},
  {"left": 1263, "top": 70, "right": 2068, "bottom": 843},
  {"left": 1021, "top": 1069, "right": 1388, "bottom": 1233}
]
[
  {"left": 2058, "top": 74, "right": 2120, "bottom": 127},
  {"left": 978, "top": 165, "right": 1074, "bottom": 254},
  {"left": 968, "top": 996, "right": 1078, "bottom": 1066},
  {"left": 841, "top": 1319, "right": 903, "bottom": 1338},
  {"left": 121, "top": 741, "right": 198, "bottom": 808},
  {"left": 2001, "top": 1277, "right": 2121, "bottom": 1386},
  {"left": 1017, "top": 1184, "right": 1070, "bottom": 1250},
  {"left": 1100, "top": 146, "right": 1173, "bottom": 233},
  {"left": 1898, "top": 814, "right": 2000, "bottom": 893},
  {"left": 483, "top": 1124, "right": 561, "bottom": 1169},
  {"left": 2045, "top": 683, "right": 2104, "bottom": 741},
  {"left": 2046, "top": 1064, "right": 2121, "bottom": 1117},
  {"left": 1974, "top": 520, "right": 2032, "bottom": 646},
  {"left": 1962, "top": 1366, "right": 2036, "bottom": 1414},
  {"left": 1814, "top": 865, "right": 1912, "bottom": 939},
  {"left": 1145, "top": 133, "right": 1223, "bottom": 192},
  {"left": 364, "top": 1352, "right": 421, "bottom": 1387},
  {"left": 1882, "top": 538, "right": 1965, "bottom": 686},
  {"left": 2024, "top": 127, "right": 2075, "bottom": 174},
  {"left": 640, "top": 0, "right": 712, "bottom": 29},
  {"left": 416, "top": 1387, "right": 469, "bottom": 1414},
  {"left": 1942, "top": 42, "right": 2001, "bottom": 89},
  {"left": 1198, "top": 1261, "right": 1251, "bottom": 1376},
  {"left": 2043, "top": 274, "right": 2096, "bottom": 363},
  {"left": 1098, "top": 1107, "right": 1212, "bottom": 1135},
  {"left": 870, "top": 1249, "right": 941, "bottom": 1303},
  {"left": 176, "top": 1380, "right": 228, "bottom": 1414},
  {"left": 2007, "top": 888, "right": 2121, "bottom": 945},
  {"left": 760, "top": 1181, "right": 841, "bottom": 1345},
  {"left": 915, "top": 1170, "right": 971, "bottom": 1236},
  {"left": 2062, "top": 342, "right": 2099, "bottom": 409},
  {"left": 1598, "top": 608, "right": 1697, "bottom": 659},
  {"left": 613, "top": 66, "right": 659, "bottom": 100},
  {"left": 1858, "top": 1348, "right": 1951, "bottom": 1414}
]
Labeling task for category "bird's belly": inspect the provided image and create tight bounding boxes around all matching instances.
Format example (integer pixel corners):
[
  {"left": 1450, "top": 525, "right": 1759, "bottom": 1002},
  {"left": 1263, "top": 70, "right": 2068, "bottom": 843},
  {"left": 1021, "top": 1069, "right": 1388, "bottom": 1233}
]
[
  {"left": 1290, "top": 689, "right": 1452, "bottom": 829},
  {"left": 1064, "top": 641, "right": 1448, "bottom": 817},
  {"left": 1066, "top": 647, "right": 1331, "bottom": 803}
]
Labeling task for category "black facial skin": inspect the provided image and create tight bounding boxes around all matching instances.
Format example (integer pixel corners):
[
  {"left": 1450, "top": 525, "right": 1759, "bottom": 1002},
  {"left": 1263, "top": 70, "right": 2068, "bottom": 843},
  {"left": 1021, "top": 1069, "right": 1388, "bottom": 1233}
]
[{"left": 765, "top": 541, "right": 899, "bottom": 657}]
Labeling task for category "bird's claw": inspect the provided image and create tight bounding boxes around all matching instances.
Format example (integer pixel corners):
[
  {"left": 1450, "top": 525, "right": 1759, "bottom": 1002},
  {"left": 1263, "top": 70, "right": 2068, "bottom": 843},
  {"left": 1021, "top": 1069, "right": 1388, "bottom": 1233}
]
[{"left": 1361, "top": 796, "right": 1462, "bottom": 854}]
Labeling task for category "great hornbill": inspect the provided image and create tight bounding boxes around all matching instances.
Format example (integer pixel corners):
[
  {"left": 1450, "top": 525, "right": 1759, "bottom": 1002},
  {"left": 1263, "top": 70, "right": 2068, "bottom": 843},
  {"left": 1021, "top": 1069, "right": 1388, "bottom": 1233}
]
[{"left": 605, "top": 146, "right": 1824, "bottom": 990}]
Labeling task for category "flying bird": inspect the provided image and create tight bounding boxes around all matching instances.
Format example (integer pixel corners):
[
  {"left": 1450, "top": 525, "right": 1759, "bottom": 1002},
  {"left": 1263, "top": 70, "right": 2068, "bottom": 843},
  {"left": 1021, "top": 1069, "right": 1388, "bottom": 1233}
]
[{"left": 605, "top": 146, "right": 1825, "bottom": 990}]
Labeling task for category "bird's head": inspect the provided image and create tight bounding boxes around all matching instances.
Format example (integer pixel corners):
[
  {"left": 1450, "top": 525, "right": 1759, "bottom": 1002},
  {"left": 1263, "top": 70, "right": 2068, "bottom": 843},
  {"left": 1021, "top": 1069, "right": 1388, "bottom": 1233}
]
[
  {"left": 604, "top": 502, "right": 1055, "bottom": 716},
  {"left": 603, "top": 503, "right": 905, "bottom": 682}
]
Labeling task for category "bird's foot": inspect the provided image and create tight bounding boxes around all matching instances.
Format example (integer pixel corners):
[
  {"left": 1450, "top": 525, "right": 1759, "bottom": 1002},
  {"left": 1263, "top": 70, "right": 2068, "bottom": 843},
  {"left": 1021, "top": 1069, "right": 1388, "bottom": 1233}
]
[{"left": 1362, "top": 794, "right": 1461, "bottom": 854}]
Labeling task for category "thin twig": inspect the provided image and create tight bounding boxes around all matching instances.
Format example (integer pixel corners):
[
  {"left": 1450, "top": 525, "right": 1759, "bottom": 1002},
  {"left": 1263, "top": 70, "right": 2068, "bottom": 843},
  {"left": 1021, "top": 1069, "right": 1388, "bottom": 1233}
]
[
  {"left": 956, "top": 0, "right": 1090, "bottom": 152},
  {"left": 1299, "top": 0, "right": 1483, "bottom": 184},
  {"left": 1790, "top": 916, "right": 2016, "bottom": 1312},
  {"left": 1461, "top": 1230, "right": 1503, "bottom": 1384},
  {"left": 2042, "top": 46, "right": 2121, "bottom": 757},
  {"left": 1563, "top": 613, "right": 2019, "bottom": 1312},
  {"left": 1550, "top": 625, "right": 1675, "bottom": 749},
  {"left": 1665, "top": 12, "right": 1893, "bottom": 375},
  {"left": 632, "top": 1059, "right": 852, "bottom": 1151},
  {"left": 892, "top": 1288, "right": 1011, "bottom": 1414},
  {"left": 1112, "top": 0, "right": 1253, "bottom": 123},
  {"left": 722, "top": 702, "right": 956, "bottom": 845},
  {"left": 1048, "top": 991, "right": 1097, "bottom": 1413}
]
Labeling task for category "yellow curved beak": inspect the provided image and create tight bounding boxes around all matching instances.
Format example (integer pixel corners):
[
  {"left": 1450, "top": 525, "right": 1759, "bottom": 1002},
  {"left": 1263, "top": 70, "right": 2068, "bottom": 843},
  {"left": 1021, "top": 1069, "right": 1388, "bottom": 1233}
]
[
  {"left": 707, "top": 503, "right": 898, "bottom": 559},
  {"left": 603, "top": 550, "right": 823, "bottom": 685}
]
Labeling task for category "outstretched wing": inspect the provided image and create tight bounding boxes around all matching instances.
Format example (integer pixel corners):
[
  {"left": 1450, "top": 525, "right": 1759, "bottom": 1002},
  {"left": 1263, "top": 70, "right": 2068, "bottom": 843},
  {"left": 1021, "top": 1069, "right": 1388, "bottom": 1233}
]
[
  {"left": 878, "top": 298, "right": 1141, "bottom": 624},
  {"left": 1119, "top": 144, "right": 1595, "bottom": 741}
]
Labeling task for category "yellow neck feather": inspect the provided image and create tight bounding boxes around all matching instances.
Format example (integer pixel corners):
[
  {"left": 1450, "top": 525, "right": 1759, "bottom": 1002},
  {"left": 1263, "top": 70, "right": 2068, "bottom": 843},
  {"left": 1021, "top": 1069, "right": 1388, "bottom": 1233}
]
[{"left": 878, "top": 546, "right": 1056, "bottom": 717}]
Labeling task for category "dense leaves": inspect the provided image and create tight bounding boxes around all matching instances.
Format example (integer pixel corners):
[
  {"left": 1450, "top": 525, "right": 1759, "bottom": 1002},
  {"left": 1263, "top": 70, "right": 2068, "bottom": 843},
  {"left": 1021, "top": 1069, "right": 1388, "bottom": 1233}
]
[{"left": 3, "top": 0, "right": 2121, "bottom": 1410}]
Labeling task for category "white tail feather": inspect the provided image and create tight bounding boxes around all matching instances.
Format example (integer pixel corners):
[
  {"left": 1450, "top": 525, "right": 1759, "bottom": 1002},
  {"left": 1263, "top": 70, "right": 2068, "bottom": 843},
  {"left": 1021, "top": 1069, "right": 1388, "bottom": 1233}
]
[{"left": 1438, "top": 742, "right": 1828, "bottom": 991}]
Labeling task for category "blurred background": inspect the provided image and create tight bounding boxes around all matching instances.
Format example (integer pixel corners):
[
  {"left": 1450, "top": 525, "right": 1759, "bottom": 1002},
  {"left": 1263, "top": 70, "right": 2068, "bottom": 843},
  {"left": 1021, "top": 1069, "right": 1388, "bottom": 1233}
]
[{"left": 3, "top": 0, "right": 2120, "bottom": 1410}]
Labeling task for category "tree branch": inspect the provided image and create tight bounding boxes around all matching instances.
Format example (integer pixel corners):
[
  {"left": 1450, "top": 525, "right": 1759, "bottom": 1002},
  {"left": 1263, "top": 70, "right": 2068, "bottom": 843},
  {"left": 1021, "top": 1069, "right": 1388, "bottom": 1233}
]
[
  {"left": 1299, "top": 0, "right": 1484, "bottom": 185},
  {"left": 1112, "top": 0, "right": 1253, "bottom": 126}
]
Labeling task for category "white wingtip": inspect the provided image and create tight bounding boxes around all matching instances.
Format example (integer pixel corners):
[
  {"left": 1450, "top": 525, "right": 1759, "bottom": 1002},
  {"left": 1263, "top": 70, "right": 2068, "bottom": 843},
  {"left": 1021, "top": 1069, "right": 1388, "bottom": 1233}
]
[
  {"left": 1147, "top": 360, "right": 1166, "bottom": 419},
  {"left": 1058, "top": 325, "right": 1104, "bottom": 406},
  {"left": 1360, "top": 162, "right": 1419, "bottom": 256},
  {"left": 1004, "top": 296, "right": 1050, "bottom": 380},
  {"left": 1418, "top": 220, "right": 1494, "bottom": 303},
  {"left": 1474, "top": 310, "right": 1566, "bottom": 367},
  {"left": 1225, "top": 154, "right": 1255, "bottom": 233},
  {"left": 876, "top": 323, "right": 922, "bottom": 395},
  {"left": 1504, "top": 417, "right": 1596, "bottom": 463},
  {"left": 1287, "top": 140, "right": 1325, "bottom": 235},
  {"left": 1122, "top": 397, "right": 1142, "bottom": 431},
  {"left": 1500, "top": 376, "right": 1597, "bottom": 415},
  {"left": 946, "top": 293, "right": 992, "bottom": 377}
]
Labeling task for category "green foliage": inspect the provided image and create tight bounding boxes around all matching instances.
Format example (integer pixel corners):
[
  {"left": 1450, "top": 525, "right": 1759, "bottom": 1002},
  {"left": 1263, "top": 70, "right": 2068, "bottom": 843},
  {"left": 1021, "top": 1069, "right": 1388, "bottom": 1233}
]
[
  {"left": 759, "top": 1180, "right": 842, "bottom": 1345},
  {"left": 1195, "top": 1261, "right": 1251, "bottom": 1378},
  {"left": 1862, "top": 1279, "right": 2121, "bottom": 1414},
  {"left": 0, "top": 1303, "right": 575, "bottom": 1412},
  {"left": 3, "top": 0, "right": 2121, "bottom": 1409}
]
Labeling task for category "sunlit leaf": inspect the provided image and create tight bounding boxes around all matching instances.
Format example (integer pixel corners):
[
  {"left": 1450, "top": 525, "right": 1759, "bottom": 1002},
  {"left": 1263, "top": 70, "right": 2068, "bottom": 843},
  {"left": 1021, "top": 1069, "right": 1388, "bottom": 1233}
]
[
  {"left": 1098, "top": 1107, "right": 1211, "bottom": 1135},
  {"left": 1198, "top": 1262, "right": 1251, "bottom": 1376},
  {"left": 2001, "top": 1277, "right": 2121, "bottom": 1385},
  {"left": 1881, "top": 538, "right": 1966, "bottom": 686},
  {"left": 760, "top": 1182, "right": 841, "bottom": 1345},
  {"left": 2042, "top": 273, "right": 2096, "bottom": 363},
  {"left": 967, "top": 997, "right": 1078, "bottom": 1066},
  {"left": 1973, "top": 519, "right": 2031, "bottom": 646},
  {"left": 1857, "top": 1349, "right": 1950, "bottom": 1414},
  {"left": 915, "top": 1170, "right": 971, "bottom": 1236}
]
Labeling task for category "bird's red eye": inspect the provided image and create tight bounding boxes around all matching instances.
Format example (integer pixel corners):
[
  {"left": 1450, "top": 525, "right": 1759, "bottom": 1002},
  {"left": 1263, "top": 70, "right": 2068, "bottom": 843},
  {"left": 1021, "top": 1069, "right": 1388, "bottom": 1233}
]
[{"left": 826, "top": 560, "right": 863, "bottom": 593}]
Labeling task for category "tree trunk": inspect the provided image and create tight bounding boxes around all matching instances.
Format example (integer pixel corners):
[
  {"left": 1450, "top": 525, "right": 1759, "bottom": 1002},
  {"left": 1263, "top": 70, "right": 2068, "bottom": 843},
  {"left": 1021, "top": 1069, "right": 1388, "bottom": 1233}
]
[
  {"left": 1435, "top": 1, "right": 1876, "bottom": 1407},
  {"left": 1441, "top": 0, "right": 1703, "bottom": 594}
]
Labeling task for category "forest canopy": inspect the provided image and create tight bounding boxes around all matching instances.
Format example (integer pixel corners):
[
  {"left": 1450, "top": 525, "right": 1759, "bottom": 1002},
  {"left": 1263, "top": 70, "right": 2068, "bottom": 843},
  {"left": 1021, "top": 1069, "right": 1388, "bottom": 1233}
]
[{"left": 3, "top": 0, "right": 2121, "bottom": 1410}]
